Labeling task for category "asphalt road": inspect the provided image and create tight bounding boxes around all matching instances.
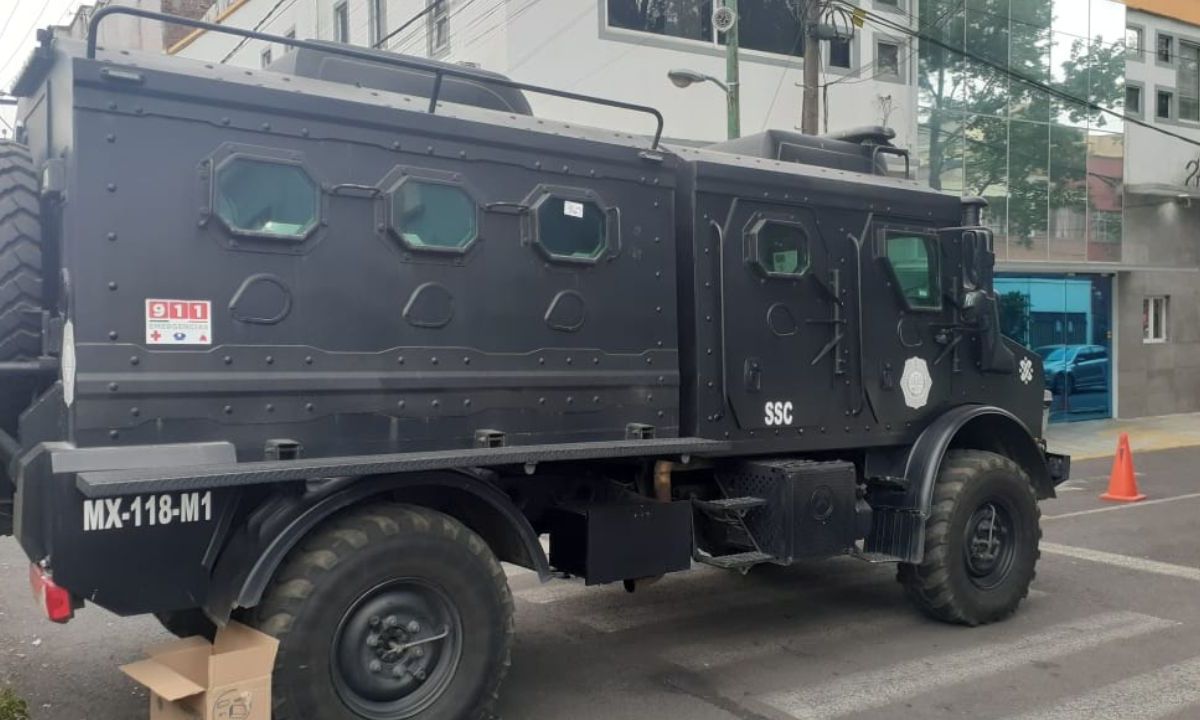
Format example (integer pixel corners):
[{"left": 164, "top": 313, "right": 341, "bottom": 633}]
[{"left": 2, "top": 446, "right": 1199, "bottom": 720}]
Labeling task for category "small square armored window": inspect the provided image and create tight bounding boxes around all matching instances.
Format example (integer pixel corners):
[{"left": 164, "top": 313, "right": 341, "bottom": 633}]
[
  {"left": 749, "top": 219, "right": 811, "bottom": 278},
  {"left": 389, "top": 179, "right": 478, "bottom": 252},
  {"left": 532, "top": 195, "right": 609, "bottom": 262},
  {"left": 883, "top": 231, "right": 941, "bottom": 310},
  {"left": 214, "top": 158, "right": 318, "bottom": 240}
]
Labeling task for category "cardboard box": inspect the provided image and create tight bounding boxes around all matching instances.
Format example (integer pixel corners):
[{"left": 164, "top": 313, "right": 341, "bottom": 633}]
[{"left": 121, "top": 621, "right": 279, "bottom": 720}]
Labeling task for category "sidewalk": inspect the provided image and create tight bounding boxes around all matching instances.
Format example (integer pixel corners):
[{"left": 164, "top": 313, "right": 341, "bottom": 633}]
[{"left": 1046, "top": 412, "right": 1200, "bottom": 461}]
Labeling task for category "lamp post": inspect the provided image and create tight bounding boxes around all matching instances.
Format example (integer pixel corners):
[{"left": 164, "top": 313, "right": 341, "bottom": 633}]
[
  {"left": 666, "top": 0, "right": 741, "bottom": 140},
  {"left": 667, "top": 69, "right": 741, "bottom": 140}
]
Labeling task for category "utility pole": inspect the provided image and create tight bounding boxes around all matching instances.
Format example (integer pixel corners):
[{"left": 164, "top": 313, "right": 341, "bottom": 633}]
[
  {"left": 801, "top": 0, "right": 822, "bottom": 134},
  {"left": 724, "top": 0, "right": 741, "bottom": 139}
]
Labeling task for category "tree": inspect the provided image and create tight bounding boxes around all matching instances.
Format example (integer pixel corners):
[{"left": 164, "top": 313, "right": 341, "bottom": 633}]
[{"left": 918, "top": 0, "right": 1126, "bottom": 250}]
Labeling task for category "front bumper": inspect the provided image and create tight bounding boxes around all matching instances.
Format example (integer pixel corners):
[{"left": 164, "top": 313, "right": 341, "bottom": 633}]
[{"left": 1046, "top": 452, "right": 1071, "bottom": 487}]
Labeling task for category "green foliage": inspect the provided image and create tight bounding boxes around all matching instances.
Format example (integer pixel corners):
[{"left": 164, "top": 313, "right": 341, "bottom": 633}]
[{"left": 0, "top": 688, "right": 30, "bottom": 720}]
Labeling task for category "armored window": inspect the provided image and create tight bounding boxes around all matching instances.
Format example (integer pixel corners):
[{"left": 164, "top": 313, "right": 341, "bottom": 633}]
[
  {"left": 883, "top": 231, "right": 941, "bottom": 310},
  {"left": 389, "top": 179, "right": 477, "bottom": 252},
  {"left": 532, "top": 195, "right": 608, "bottom": 262},
  {"left": 214, "top": 158, "right": 318, "bottom": 240},
  {"left": 749, "top": 219, "right": 811, "bottom": 278}
]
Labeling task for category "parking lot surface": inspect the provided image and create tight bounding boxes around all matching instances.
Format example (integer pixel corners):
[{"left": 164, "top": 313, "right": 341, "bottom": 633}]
[{"left": 2, "top": 446, "right": 1198, "bottom": 719}]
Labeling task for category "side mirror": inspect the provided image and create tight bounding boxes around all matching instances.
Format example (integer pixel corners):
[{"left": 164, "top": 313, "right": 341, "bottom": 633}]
[
  {"left": 961, "top": 229, "right": 993, "bottom": 291},
  {"left": 964, "top": 289, "right": 1016, "bottom": 375}
]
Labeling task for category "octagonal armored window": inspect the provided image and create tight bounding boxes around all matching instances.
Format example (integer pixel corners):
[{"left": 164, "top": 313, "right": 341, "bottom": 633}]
[
  {"left": 749, "top": 218, "right": 811, "bottom": 278},
  {"left": 214, "top": 157, "right": 318, "bottom": 240},
  {"left": 389, "top": 179, "right": 478, "bottom": 252},
  {"left": 532, "top": 195, "right": 609, "bottom": 262}
]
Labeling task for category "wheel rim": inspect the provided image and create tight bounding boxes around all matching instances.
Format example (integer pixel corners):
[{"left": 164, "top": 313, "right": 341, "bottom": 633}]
[
  {"left": 962, "top": 499, "right": 1017, "bottom": 590},
  {"left": 331, "top": 578, "right": 463, "bottom": 719}
]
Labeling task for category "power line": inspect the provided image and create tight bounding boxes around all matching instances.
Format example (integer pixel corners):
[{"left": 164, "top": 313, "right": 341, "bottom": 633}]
[
  {"left": 219, "top": 0, "right": 303, "bottom": 64},
  {"left": 393, "top": 0, "right": 493, "bottom": 57},
  {"left": 373, "top": 0, "right": 445, "bottom": 50},
  {"left": 837, "top": 0, "right": 1200, "bottom": 151},
  {"left": 0, "top": 0, "right": 79, "bottom": 90}
]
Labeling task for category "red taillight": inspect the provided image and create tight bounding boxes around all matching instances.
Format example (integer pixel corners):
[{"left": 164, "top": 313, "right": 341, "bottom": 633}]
[{"left": 29, "top": 564, "right": 75, "bottom": 623}]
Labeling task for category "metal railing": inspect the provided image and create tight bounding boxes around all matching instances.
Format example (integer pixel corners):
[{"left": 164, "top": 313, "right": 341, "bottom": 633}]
[{"left": 86, "top": 6, "right": 665, "bottom": 149}]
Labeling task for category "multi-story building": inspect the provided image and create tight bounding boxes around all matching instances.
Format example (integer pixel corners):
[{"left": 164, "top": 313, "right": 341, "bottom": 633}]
[
  {"left": 1120, "top": 0, "right": 1200, "bottom": 417},
  {"left": 172, "top": 1, "right": 921, "bottom": 146},
  {"left": 92, "top": 0, "right": 1200, "bottom": 419}
]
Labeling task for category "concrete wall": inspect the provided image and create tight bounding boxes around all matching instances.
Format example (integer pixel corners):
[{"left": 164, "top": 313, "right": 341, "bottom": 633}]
[{"left": 1116, "top": 267, "right": 1200, "bottom": 417}]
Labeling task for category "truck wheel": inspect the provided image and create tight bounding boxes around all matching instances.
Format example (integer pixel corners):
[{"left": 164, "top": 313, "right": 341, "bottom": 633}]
[
  {"left": 0, "top": 141, "right": 43, "bottom": 362},
  {"left": 254, "top": 503, "right": 514, "bottom": 720},
  {"left": 898, "top": 450, "right": 1040, "bottom": 626}
]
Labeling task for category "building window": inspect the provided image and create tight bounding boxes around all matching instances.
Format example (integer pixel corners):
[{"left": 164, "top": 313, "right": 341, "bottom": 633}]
[
  {"left": 1158, "top": 33, "right": 1173, "bottom": 64},
  {"left": 1157, "top": 90, "right": 1173, "bottom": 119},
  {"left": 829, "top": 37, "right": 851, "bottom": 69},
  {"left": 877, "top": 40, "right": 901, "bottom": 79},
  {"left": 369, "top": 0, "right": 388, "bottom": 47},
  {"left": 389, "top": 179, "right": 478, "bottom": 252},
  {"left": 1126, "top": 85, "right": 1142, "bottom": 115},
  {"left": 1180, "top": 42, "right": 1200, "bottom": 122},
  {"left": 215, "top": 158, "right": 319, "bottom": 240},
  {"left": 428, "top": 0, "right": 450, "bottom": 56},
  {"left": 1144, "top": 296, "right": 1169, "bottom": 343},
  {"left": 605, "top": 0, "right": 804, "bottom": 58},
  {"left": 1126, "top": 26, "right": 1143, "bottom": 59},
  {"left": 260, "top": 47, "right": 272, "bottom": 68},
  {"left": 333, "top": 1, "right": 349, "bottom": 43},
  {"left": 883, "top": 231, "right": 940, "bottom": 310}
]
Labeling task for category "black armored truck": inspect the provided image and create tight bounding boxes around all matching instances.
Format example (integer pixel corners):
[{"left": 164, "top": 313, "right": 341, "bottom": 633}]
[{"left": 1, "top": 9, "right": 1069, "bottom": 720}]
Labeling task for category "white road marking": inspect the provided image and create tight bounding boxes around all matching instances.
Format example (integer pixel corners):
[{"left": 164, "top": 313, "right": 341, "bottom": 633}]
[
  {"left": 758, "top": 612, "right": 1175, "bottom": 720},
  {"left": 1006, "top": 656, "right": 1200, "bottom": 720},
  {"left": 577, "top": 571, "right": 887, "bottom": 633},
  {"left": 664, "top": 613, "right": 901, "bottom": 671},
  {"left": 1043, "top": 492, "right": 1200, "bottom": 521},
  {"left": 1041, "top": 542, "right": 1200, "bottom": 582}
]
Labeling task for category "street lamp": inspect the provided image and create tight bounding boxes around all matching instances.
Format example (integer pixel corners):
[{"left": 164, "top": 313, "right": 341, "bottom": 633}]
[{"left": 667, "top": 68, "right": 740, "bottom": 139}]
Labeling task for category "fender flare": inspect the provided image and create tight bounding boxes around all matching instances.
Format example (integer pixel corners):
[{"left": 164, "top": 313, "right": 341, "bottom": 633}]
[
  {"left": 906, "top": 404, "right": 1053, "bottom": 514},
  {"left": 205, "top": 471, "right": 549, "bottom": 621},
  {"left": 866, "top": 404, "right": 1051, "bottom": 563}
]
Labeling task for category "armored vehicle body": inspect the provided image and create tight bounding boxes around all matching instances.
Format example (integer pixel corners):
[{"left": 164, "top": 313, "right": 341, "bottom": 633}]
[{"left": 1, "top": 9, "right": 1069, "bottom": 720}]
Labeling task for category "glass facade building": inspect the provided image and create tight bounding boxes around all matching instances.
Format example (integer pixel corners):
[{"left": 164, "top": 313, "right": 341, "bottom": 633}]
[{"left": 917, "top": 0, "right": 1127, "bottom": 264}]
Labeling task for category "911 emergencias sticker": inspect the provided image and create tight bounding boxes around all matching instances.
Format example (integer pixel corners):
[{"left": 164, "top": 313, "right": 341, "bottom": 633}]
[{"left": 146, "top": 299, "right": 211, "bottom": 345}]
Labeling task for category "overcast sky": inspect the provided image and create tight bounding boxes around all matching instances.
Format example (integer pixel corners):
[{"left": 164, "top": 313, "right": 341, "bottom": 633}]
[{"left": 0, "top": 0, "right": 86, "bottom": 138}]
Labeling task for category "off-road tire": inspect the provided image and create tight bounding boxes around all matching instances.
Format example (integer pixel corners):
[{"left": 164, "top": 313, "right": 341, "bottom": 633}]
[
  {"left": 254, "top": 503, "right": 514, "bottom": 720},
  {"left": 0, "top": 141, "right": 43, "bottom": 362},
  {"left": 898, "top": 450, "right": 1041, "bottom": 626}
]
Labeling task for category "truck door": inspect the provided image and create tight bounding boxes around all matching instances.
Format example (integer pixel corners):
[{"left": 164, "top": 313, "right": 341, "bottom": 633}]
[
  {"left": 859, "top": 220, "right": 956, "bottom": 426},
  {"left": 715, "top": 199, "right": 849, "bottom": 431}
]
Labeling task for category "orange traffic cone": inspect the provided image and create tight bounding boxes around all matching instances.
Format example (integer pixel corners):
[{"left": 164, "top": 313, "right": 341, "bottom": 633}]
[{"left": 1100, "top": 433, "right": 1146, "bottom": 502}]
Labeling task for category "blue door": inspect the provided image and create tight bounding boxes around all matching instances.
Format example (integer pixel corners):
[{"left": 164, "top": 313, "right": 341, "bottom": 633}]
[{"left": 995, "top": 275, "right": 1112, "bottom": 423}]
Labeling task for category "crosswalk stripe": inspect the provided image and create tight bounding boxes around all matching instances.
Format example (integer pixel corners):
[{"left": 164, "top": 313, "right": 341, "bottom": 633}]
[
  {"left": 664, "top": 612, "right": 901, "bottom": 671},
  {"left": 1006, "top": 656, "right": 1200, "bottom": 720},
  {"left": 576, "top": 571, "right": 887, "bottom": 633},
  {"left": 1042, "top": 542, "right": 1200, "bottom": 582},
  {"left": 759, "top": 611, "right": 1176, "bottom": 720},
  {"left": 663, "top": 587, "right": 1046, "bottom": 672}
]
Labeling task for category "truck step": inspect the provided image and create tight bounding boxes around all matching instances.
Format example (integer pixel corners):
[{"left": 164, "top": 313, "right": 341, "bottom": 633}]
[
  {"left": 696, "top": 550, "right": 775, "bottom": 570},
  {"left": 693, "top": 496, "right": 768, "bottom": 514}
]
